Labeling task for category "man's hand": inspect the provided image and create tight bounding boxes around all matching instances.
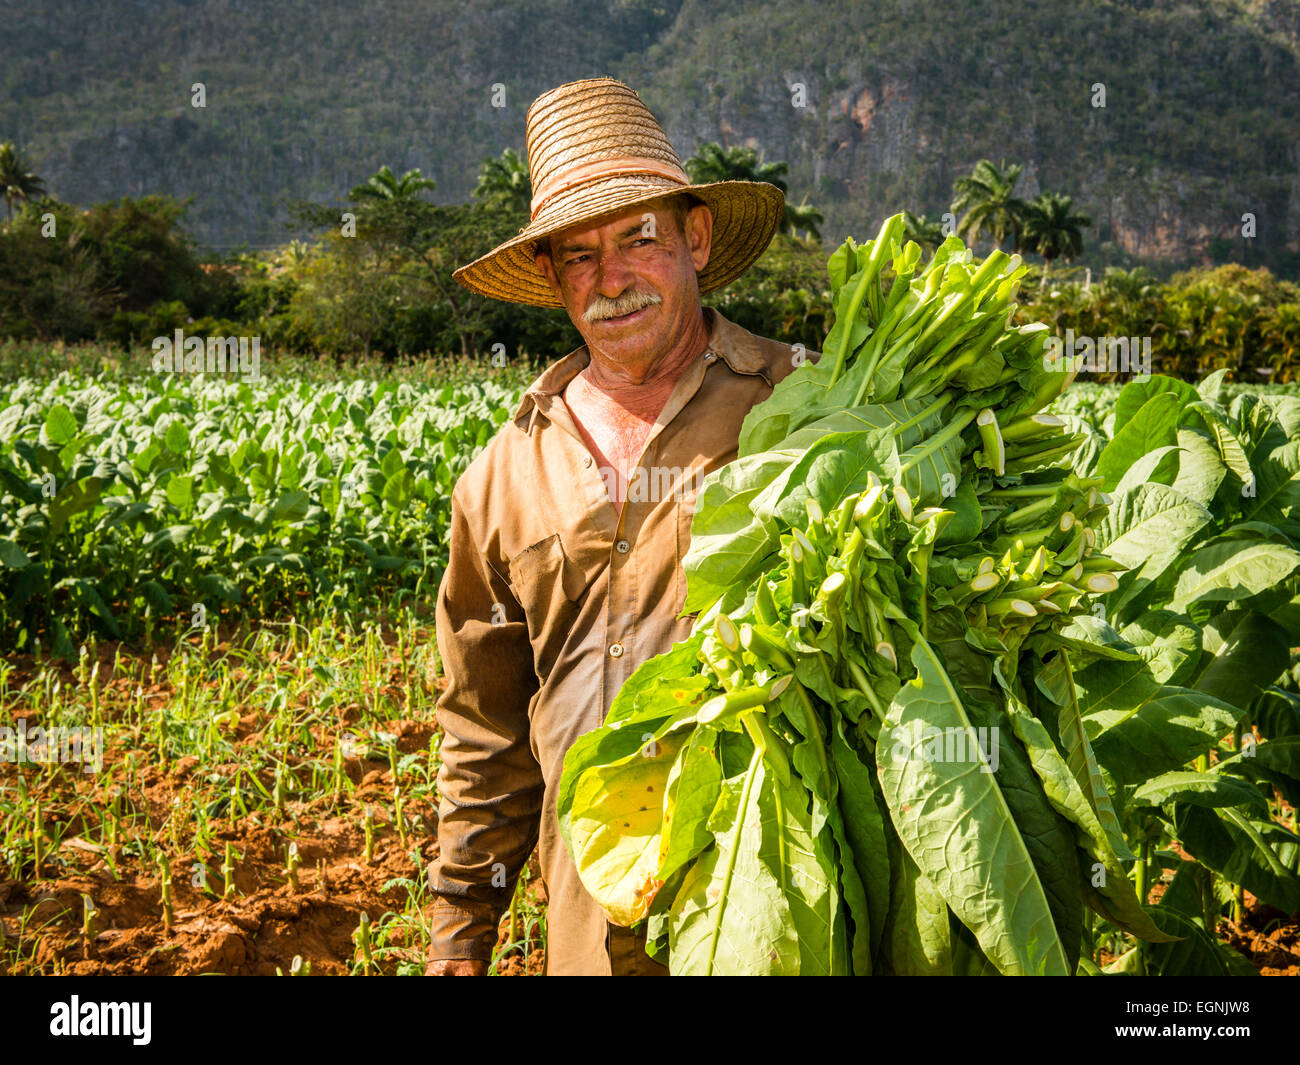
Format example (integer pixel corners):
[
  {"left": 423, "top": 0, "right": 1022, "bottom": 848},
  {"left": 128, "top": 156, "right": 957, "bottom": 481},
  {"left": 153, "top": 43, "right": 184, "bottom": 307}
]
[{"left": 425, "top": 958, "right": 489, "bottom": 976}]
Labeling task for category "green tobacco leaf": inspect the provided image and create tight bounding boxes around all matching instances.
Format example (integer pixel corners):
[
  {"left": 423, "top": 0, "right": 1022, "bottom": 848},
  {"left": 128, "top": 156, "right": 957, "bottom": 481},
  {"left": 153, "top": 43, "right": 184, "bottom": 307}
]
[
  {"left": 1217, "top": 736, "right": 1300, "bottom": 810},
  {"left": 0, "top": 538, "right": 30, "bottom": 569},
  {"left": 165, "top": 474, "right": 195, "bottom": 509},
  {"left": 776, "top": 397, "right": 943, "bottom": 453},
  {"left": 0, "top": 403, "right": 22, "bottom": 440},
  {"left": 1132, "top": 906, "right": 1239, "bottom": 977},
  {"left": 43, "top": 404, "right": 78, "bottom": 446},
  {"left": 964, "top": 694, "right": 1083, "bottom": 968},
  {"left": 768, "top": 429, "right": 894, "bottom": 526},
  {"left": 669, "top": 752, "right": 802, "bottom": 974},
  {"left": 382, "top": 469, "right": 414, "bottom": 508},
  {"left": 1171, "top": 538, "right": 1300, "bottom": 614},
  {"left": 142, "top": 525, "right": 194, "bottom": 554},
  {"left": 1169, "top": 429, "right": 1229, "bottom": 511},
  {"left": 764, "top": 759, "right": 845, "bottom": 975},
  {"left": 737, "top": 356, "right": 838, "bottom": 456},
  {"left": 48, "top": 477, "right": 104, "bottom": 539},
  {"left": 270, "top": 489, "right": 311, "bottom": 523},
  {"left": 1098, "top": 484, "right": 1213, "bottom": 614},
  {"left": 949, "top": 913, "right": 1002, "bottom": 976},
  {"left": 195, "top": 574, "right": 241, "bottom": 603},
  {"left": 1112, "top": 444, "right": 1179, "bottom": 496},
  {"left": 1218, "top": 735, "right": 1300, "bottom": 780},
  {"left": 1002, "top": 689, "right": 1166, "bottom": 941},
  {"left": 1175, "top": 805, "right": 1300, "bottom": 913},
  {"left": 58, "top": 577, "right": 122, "bottom": 638},
  {"left": 780, "top": 686, "right": 867, "bottom": 972},
  {"left": 1132, "top": 771, "right": 1268, "bottom": 813},
  {"left": 1194, "top": 611, "right": 1289, "bottom": 710},
  {"left": 883, "top": 848, "right": 952, "bottom": 976},
  {"left": 137, "top": 579, "right": 173, "bottom": 614},
  {"left": 1096, "top": 392, "right": 1183, "bottom": 490},
  {"left": 1244, "top": 439, "right": 1300, "bottom": 542},
  {"left": 1053, "top": 413, "right": 1106, "bottom": 477},
  {"left": 1157, "top": 859, "right": 1208, "bottom": 923},
  {"left": 163, "top": 420, "right": 190, "bottom": 453},
  {"left": 1043, "top": 616, "right": 1141, "bottom": 665},
  {"left": 876, "top": 638, "right": 1070, "bottom": 975},
  {"left": 1251, "top": 687, "right": 1300, "bottom": 740},
  {"left": 829, "top": 715, "right": 891, "bottom": 964},
  {"left": 1120, "top": 610, "right": 1201, "bottom": 687},
  {"left": 1033, "top": 652, "right": 1133, "bottom": 861},
  {"left": 604, "top": 633, "right": 712, "bottom": 729},
  {"left": 1198, "top": 368, "right": 1231, "bottom": 404},
  {"left": 1073, "top": 653, "right": 1241, "bottom": 787},
  {"left": 1112, "top": 375, "right": 1201, "bottom": 437},
  {"left": 936, "top": 476, "right": 981, "bottom": 547},
  {"left": 681, "top": 451, "right": 796, "bottom": 615},
  {"left": 1190, "top": 401, "right": 1253, "bottom": 490}
]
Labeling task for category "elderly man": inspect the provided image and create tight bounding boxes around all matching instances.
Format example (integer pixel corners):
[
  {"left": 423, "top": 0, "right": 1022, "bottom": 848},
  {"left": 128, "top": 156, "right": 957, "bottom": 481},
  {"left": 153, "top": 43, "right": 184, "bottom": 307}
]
[{"left": 425, "top": 77, "right": 811, "bottom": 976}]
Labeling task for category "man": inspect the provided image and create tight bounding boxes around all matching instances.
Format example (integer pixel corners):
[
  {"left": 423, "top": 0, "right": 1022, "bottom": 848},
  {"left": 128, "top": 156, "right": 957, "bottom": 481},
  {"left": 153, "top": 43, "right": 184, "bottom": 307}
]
[{"left": 425, "top": 77, "right": 811, "bottom": 975}]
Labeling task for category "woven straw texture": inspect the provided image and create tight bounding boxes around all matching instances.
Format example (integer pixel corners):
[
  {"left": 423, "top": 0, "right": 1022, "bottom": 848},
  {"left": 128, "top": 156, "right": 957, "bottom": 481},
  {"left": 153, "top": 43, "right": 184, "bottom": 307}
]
[{"left": 452, "top": 77, "right": 784, "bottom": 308}]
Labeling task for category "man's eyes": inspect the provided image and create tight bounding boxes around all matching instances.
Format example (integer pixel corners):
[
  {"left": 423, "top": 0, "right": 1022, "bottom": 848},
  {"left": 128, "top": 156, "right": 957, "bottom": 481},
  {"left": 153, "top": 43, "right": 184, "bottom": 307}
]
[{"left": 564, "top": 238, "right": 654, "bottom": 266}]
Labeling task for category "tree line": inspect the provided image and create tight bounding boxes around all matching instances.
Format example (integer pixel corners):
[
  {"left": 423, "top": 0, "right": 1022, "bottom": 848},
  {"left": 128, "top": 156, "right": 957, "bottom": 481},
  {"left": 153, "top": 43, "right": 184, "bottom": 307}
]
[{"left": 0, "top": 139, "right": 1297, "bottom": 380}]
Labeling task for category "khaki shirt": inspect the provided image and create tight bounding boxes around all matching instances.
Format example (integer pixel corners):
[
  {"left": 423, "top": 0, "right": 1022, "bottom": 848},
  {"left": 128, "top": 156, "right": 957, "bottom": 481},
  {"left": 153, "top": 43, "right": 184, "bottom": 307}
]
[{"left": 427, "top": 307, "right": 808, "bottom": 975}]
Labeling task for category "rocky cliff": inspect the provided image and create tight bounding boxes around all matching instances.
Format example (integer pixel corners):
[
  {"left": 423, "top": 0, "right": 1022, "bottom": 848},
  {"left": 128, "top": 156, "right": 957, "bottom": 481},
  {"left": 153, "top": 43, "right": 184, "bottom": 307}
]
[{"left": 4, "top": 0, "right": 1296, "bottom": 269}]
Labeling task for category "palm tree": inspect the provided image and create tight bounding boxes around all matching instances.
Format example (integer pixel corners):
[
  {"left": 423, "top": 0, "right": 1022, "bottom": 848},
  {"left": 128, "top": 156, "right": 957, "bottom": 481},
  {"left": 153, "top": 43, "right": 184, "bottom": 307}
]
[
  {"left": 686, "top": 142, "right": 789, "bottom": 188},
  {"left": 1021, "top": 192, "right": 1092, "bottom": 288},
  {"left": 685, "top": 142, "right": 822, "bottom": 241},
  {"left": 0, "top": 142, "right": 46, "bottom": 222},
  {"left": 1099, "top": 266, "right": 1160, "bottom": 327},
  {"left": 783, "top": 197, "right": 823, "bottom": 243},
  {"left": 348, "top": 165, "right": 436, "bottom": 203},
  {"left": 901, "top": 210, "right": 947, "bottom": 252},
  {"left": 473, "top": 148, "right": 531, "bottom": 216},
  {"left": 951, "top": 159, "right": 1028, "bottom": 252},
  {"left": 272, "top": 239, "right": 315, "bottom": 278}
]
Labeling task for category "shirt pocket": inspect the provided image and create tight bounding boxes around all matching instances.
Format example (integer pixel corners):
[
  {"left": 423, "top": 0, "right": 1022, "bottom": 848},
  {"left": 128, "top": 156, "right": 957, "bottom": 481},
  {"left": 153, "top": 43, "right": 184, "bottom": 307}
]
[{"left": 507, "top": 533, "right": 592, "bottom": 680}]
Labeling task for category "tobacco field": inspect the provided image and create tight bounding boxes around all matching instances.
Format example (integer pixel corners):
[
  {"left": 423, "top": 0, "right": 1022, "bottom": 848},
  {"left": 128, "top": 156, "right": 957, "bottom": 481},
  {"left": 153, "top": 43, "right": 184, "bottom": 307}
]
[{"left": 3, "top": 217, "right": 1300, "bottom": 973}]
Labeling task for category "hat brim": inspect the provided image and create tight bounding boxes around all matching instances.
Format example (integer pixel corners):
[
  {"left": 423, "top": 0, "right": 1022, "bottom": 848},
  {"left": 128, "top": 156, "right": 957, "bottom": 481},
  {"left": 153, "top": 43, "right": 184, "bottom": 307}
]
[{"left": 452, "top": 179, "right": 785, "bottom": 308}]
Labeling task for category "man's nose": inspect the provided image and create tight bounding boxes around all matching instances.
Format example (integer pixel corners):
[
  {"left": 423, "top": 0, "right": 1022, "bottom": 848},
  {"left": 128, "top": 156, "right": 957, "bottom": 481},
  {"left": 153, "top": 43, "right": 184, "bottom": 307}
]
[{"left": 593, "top": 248, "right": 634, "bottom": 297}]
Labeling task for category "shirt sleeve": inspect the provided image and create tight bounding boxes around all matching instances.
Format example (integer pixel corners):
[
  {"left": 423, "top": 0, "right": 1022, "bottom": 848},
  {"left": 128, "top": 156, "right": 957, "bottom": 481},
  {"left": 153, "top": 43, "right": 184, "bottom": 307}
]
[{"left": 426, "top": 481, "right": 544, "bottom": 962}]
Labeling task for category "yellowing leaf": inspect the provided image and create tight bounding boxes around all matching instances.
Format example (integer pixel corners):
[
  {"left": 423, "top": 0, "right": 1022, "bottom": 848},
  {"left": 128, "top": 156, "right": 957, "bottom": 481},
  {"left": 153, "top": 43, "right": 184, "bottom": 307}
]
[{"left": 569, "top": 732, "right": 687, "bottom": 927}]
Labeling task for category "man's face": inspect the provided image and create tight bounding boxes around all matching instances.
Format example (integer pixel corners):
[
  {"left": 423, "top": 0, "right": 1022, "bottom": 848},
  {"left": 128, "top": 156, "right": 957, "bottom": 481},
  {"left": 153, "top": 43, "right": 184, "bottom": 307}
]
[{"left": 534, "top": 196, "right": 713, "bottom": 372}]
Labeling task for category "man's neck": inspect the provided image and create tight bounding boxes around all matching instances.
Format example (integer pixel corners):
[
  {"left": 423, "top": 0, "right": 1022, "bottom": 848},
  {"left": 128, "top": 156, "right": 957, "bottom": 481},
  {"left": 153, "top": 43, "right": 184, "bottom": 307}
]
[{"left": 581, "top": 308, "right": 711, "bottom": 402}]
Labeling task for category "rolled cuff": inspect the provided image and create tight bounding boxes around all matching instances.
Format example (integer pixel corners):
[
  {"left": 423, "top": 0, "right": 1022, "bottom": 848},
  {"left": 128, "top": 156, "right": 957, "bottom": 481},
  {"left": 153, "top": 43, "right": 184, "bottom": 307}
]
[{"left": 426, "top": 897, "right": 502, "bottom": 962}]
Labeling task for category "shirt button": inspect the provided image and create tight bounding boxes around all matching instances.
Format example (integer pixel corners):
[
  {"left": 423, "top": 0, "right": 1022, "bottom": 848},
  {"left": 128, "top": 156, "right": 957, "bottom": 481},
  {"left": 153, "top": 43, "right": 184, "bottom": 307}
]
[
  {"left": 615, "top": 539, "right": 630, "bottom": 554},
  {"left": 609, "top": 643, "right": 624, "bottom": 658},
  {"left": 583, "top": 456, "right": 593, "bottom": 468}
]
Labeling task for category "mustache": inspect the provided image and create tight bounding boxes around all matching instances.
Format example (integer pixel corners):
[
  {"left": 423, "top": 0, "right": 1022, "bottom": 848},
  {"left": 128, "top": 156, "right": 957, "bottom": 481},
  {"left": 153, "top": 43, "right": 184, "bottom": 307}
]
[{"left": 582, "top": 288, "right": 662, "bottom": 323}]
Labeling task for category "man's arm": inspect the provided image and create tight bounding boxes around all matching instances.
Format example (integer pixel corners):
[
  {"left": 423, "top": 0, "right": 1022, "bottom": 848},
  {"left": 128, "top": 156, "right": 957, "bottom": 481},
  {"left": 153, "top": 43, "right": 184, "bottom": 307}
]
[{"left": 426, "top": 482, "right": 544, "bottom": 972}]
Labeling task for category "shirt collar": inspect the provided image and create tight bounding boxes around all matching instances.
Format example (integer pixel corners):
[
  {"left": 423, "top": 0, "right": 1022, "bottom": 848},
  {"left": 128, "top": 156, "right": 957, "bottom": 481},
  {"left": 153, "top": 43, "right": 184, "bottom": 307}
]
[{"left": 511, "top": 307, "right": 772, "bottom": 428}]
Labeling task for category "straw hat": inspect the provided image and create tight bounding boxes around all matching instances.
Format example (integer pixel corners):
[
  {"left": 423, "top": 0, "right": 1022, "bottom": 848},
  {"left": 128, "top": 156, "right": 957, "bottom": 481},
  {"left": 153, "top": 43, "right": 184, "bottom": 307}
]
[{"left": 452, "top": 77, "right": 786, "bottom": 308}]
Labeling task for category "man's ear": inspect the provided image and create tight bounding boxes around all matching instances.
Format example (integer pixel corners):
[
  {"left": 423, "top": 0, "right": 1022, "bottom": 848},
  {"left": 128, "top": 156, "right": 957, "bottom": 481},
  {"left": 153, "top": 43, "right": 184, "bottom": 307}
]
[
  {"left": 534, "top": 242, "right": 562, "bottom": 298},
  {"left": 685, "top": 204, "right": 713, "bottom": 274}
]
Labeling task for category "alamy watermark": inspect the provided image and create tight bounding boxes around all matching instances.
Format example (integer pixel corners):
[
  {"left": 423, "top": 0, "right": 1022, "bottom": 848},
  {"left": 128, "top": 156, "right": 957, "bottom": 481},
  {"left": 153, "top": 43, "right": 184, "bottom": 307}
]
[
  {"left": 599, "top": 464, "right": 708, "bottom": 505},
  {"left": 889, "top": 724, "right": 1001, "bottom": 774},
  {"left": 49, "top": 996, "right": 151, "bottom": 1045},
  {"left": 1043, "top": 329, "right": 1151, "bottom": 377},
  {"left": 0, "top": 718, "right": 104, "bottom": 773},
  {"left": 151, "top": 329, "right": 261, "bottom": 381}
]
